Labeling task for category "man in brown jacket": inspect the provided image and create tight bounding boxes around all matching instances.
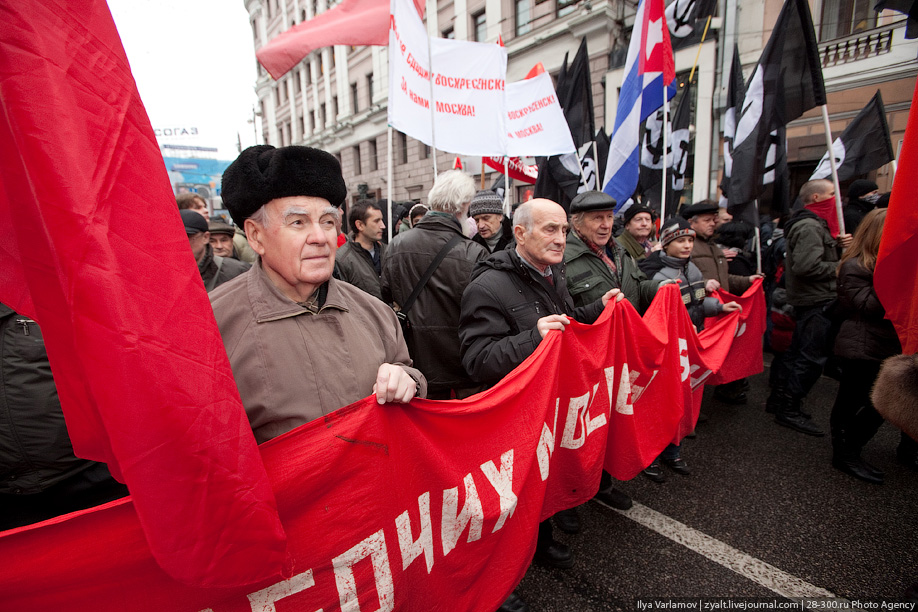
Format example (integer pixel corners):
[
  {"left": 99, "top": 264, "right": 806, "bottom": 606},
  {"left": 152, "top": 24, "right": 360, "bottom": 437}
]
[
  {"left": 681, "top": 200, "right": 761, "bottom": 404},
  {"left": 211, "top": 145, "right": 426, "bottom": 443}
]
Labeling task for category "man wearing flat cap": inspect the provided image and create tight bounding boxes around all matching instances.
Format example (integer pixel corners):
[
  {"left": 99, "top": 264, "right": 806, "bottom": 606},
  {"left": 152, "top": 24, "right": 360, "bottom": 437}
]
[
  {"left": 565, "top": 191, "right": 659, "bottom": 315},
  {"left": 680, "top": 200, "right": 760, "bottom": 296},
  {"left": 181, "top": 209, "right": 250, "bottom": 292},
  {"left": 210, "top": 145, "right": 426, "bottom": 443}
]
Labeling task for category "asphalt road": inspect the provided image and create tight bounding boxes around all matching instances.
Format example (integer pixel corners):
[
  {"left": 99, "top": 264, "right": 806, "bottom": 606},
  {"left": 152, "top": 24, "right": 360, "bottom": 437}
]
[{"left": 516, "top": 359, "right": 918, "bottom": 610}]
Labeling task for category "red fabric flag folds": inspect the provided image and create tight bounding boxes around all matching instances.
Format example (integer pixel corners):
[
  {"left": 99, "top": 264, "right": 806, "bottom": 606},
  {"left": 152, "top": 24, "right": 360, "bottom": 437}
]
[
  {"left": 0, "top": 284, "right": 764, "bottom": 610},
  {"left": 0, "top": 0, "right": 285, "bottom": 586},
  {"left": 876, "top": 78, "right": 918, "bottom": 354},
  {"left": 256, "top": 0, "right": 426, "bottom": 80}
]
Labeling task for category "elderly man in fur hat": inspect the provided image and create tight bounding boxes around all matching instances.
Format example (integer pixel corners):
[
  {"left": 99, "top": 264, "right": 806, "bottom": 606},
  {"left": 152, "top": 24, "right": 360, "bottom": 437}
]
[{"left": 210, "top": 145, "right": 426, "bottom": 443}]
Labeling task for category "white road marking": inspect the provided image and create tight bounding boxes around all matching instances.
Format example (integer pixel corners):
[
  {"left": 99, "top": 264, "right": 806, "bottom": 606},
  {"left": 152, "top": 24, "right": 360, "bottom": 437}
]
[{"left": 595, "top": 499, "right": 842, "bottom": 600}]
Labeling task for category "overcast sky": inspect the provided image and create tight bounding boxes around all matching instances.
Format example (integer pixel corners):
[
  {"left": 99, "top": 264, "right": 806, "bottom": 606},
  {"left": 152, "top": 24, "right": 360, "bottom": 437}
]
[{"left": 108, "top": 0, "right": 260, "bottom": 160}]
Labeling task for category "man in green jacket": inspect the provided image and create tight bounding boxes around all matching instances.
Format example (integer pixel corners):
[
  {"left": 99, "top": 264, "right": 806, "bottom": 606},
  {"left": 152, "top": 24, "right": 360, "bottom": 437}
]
[{"left": 565, "top": 191, "right": 659, "bottom": 314}]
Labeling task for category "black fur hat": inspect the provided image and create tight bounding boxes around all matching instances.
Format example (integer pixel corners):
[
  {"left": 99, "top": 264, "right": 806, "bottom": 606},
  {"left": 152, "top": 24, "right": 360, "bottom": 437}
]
[{"left": 221, "top": 145, "right": 348, "bottom": 227}]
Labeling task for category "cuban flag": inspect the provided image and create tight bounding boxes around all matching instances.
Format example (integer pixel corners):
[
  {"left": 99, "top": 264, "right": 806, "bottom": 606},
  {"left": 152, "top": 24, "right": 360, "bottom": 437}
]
[{"left": 602, "top": 0, "right": 676, "bottom": 213}]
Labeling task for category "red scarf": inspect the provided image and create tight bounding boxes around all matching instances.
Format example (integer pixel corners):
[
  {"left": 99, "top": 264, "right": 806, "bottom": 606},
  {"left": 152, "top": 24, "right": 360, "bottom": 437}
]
[{"left": 804, "top": 197, "right": 840, "bottom": 238}]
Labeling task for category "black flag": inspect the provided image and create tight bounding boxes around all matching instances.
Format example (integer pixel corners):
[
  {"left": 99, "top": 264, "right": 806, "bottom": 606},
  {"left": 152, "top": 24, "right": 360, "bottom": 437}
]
[
  {"left": 638, "top": 81, "right": 693, "bottom": 219},
  {"left": 559, "top": 38, "right": 595, "bottom": 149},
  {"left": 874, "top": 0, "right": 918, "bottom": 38},
  {"left": 665, "top": 0, "right": 718, "bottom": 50},
  {"left": 727, "top": 0, "right": 826, "bottom": 207},
  {"left": 721, "top": 46, "right": 743, "bottom": 197},
  {"left": 809, "top": 90, "right": 895, "bottom": 181}
]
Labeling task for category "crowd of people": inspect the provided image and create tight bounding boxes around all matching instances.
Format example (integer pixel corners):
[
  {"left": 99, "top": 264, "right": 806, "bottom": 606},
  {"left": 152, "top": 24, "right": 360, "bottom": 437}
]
[{"left": 1, "top": 145, "right": 912, "bottom": 610}]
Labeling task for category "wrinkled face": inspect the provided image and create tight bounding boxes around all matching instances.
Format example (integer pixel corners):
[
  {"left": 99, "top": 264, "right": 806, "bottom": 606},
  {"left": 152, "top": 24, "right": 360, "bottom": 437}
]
[
  {"left": 358, "top": 207, "right": 385, "bottom": 242},
  {"left": 516, "top": 200, "right": 568, "bottom": 270},
  {"left": 474, "top": 213, "right": 503, "bottom": 239},
  {"left": 189, "top": 231, "right": 209, "bottom": 262},
  {"left": 689, "top": 213, "right": 717, "bottom": 240},
  {"left": 576, "top": 210, "right": 616, "bottom": 246},
  {"left": 246, "top": 196, "right": 338, "bottom": 302},
  {"left": 210, "top": 233, "right": 234, "bottom": 257},
  {"left": 666, "top": 235, "right": 695, "bottom": 259},
  {"left": 624, "top": 212, "right": 653, "bottom": 242}
]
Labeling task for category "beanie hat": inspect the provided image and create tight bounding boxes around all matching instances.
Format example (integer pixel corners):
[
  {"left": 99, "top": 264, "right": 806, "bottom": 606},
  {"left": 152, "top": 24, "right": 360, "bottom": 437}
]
[
  {"left": 221, "top": 145, "right": 347, "bottom": 227},
  {"left": 570, "top": 190, "right": 617, "bottom": 214},
  {"left": 623, "top": 204, "right": 654, "bottom": 225},
  {"left": 469, "top": 190, "right": 503, "bottom": 217},
  {"left": 847, "top": 179, "right": 878, "bottom": 202},
  {"left": 180, "top": 209, "right": 209, "bottom": 235},
  {"left": 659, "top": 216, "right": 695, "bottom": 248}
]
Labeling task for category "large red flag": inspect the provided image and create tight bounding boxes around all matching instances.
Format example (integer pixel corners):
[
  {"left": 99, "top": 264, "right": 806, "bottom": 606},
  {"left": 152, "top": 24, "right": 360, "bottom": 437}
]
[
  {"left": 875, "top": 78, "right": 918, "bottom": 354},
  {"left": 256, "top": 0, "right": 426, "bottom": 80},
  {"left": 0, "top": 0, "right": 285, "bottom": 586}
]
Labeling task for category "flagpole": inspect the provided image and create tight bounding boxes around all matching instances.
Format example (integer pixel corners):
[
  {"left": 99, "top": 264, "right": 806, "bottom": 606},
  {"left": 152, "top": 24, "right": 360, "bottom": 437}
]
[
  {"left": 575, "top": 152, "right": 589, "bottom": 188},
  {"left": 688, "top": 16, "right": 713, "bottom": 84},
  {"left": 820, "top": 105, "right": 846, "bottom": 236},
  {"left": 427, "top": 34, "right": 439, "bottom": 178},
  {"left": 387, "top": 127, "right": 394, "bottom": 243},
  {"left": 481, "top": 160, "right": 487, "bottom": 189},
  {"left": 890, "top": 159, "right": 897, "bottom": 178},
  {"left": 753, "top": 200, "right": 763, "bottom": 275},
  {"left": 661, "top": 92, "right": 669, "bottom": 221},
  {"left": 504, "top": 156, "right": 511, "bottom": 216}
]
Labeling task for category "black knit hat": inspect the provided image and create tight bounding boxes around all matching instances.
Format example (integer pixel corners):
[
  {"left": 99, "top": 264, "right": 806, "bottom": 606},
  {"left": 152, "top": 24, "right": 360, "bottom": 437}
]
[
  {"left": 659, "top": 216, "right": 695, "bottom": 248},
  {"left": 469, "top": 190, "right": 503, "bottom": 217},
  {"left": 623, "top": 204, "right": 654, "bottom": 225},
  {"left": 221, "top": 145, "right": 348, "bottom": 227},
  {"left": 847, "top": 179, "right": 878, "bottom": 202},
  {"left": 570, "top": 190, "right": 617, "bottom": 214}
]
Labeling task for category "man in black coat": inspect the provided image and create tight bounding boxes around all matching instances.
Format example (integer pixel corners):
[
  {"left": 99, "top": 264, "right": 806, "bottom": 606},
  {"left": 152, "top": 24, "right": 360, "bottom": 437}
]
[{"left": 458, "top": 199, "right": 624, "bottom": 611}]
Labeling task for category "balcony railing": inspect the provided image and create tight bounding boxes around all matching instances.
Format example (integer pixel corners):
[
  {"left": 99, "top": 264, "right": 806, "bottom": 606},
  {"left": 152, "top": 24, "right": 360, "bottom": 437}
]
[{"left": 818, "top": 22, "right": 896, "bottom": 68}]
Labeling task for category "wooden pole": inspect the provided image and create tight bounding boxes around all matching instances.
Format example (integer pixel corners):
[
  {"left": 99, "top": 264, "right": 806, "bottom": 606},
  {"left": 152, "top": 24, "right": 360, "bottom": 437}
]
[{"left": 820, "top": 105, "right": 846, "bottom": 236}]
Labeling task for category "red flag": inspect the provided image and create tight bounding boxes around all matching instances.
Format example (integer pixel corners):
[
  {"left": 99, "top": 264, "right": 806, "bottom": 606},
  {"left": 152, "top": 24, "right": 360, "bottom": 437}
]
[
  {"left": 0, "top": 0, "right": 285, "bottom": 586},
  {"left": 257, "top": 0, "right": 426, "bottom": 80},
  {"left": 483, "top": 156, "right": 539, "bottom": 184},
  {"left": 876, "top": 77, "right": 918, "bottom": 354},
  {"left": 525, "top": 62, "right": 547, "bottom": 79}
]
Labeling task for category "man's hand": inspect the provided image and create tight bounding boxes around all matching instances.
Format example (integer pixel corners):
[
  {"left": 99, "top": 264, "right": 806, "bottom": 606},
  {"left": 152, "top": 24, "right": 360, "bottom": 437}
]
[
  {"left": 601, "top": 288, "right": 625, "bottom": 306},
  {"left": 705, "top": 279, "right": 721, "bottom": 293},
  {"left": 748, "top": 273, "right": 764, "bottom": 283},
  {"left": 373, "top": 363, "right": 417, "bottom": 404},
  {"left": 722, "top": 301, "right": 742, "bottom": 313},
  {"left": 537, "top": 314, "right": 570, "bottom": 338},
  {"left": 723, "top": 247, "right": 739, "bottom": 261},
  {"left": 837, "top": 233, "right": 853, "bottom": 249}
]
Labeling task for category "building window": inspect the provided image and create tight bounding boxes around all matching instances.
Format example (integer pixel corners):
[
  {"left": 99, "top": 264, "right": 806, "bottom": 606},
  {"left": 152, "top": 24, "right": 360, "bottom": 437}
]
[
  {"left": 353, "top": 145, "right": 362, "bottom": 175},
  {"left": 332, "top": 95, "right": 338, "bottom": 120},
  {"left": 420, "top": 143, "right": 430, "bottom": 160},
  {"left": 310, "top": 111, "right": 316, "bottom": 131},
  {"left": 301, "top": 114, "right": 307, "bottom": 134},
  {"left": 320, "top": 103, "right": 326, "bottom": 128},
  {"left": 351, "top": 83, "right": 359, "bottom": 114},
  {"left": 302, "top": 9, "right": 307, "bottom": 20},
  {"left": 820, "top": 0, "right": 877, "bottom": 40},
  {"left": 399, "top": 133, "right": 408, "bottom": 164},
  {"left": 295, "top": 71, "right": 301, "bottom": 90},
  {"left": 275, "top": 87, "right": 281, "bottom": 106},
  {"left": 305, "top": 64, "right": 312, "bottom": 85},
  {"left": 516, "top": 0, "right": 531, "bottom": 35},
  {"left": 443, "top": 27, "right": 455, "bottom": 39},
  {"left": 472, "top": 11, "right": 487, "bottom": 42},
  {"left": 367, "top": 74, "right": 374, "bottom": 103},
  {"left": 369, "top": 139, "right": 378, "bottom": 171},
  {"left": 557, "top": 0, "right": 577, "bottom": 17}
]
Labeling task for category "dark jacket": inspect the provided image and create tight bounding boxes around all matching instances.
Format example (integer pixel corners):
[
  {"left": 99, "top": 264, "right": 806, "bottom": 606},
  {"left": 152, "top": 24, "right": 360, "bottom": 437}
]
[
  {"left": 0, "top": 305, "right": 119, "bottom": 496},
  {"left": 833, "top": 259, "right": 901, "bottom": 361},
  {"left": 690, "top": 236, "right": 751, "bottom": 295},
  {"left": 381, "top": 213, "right": 489, "bottom": 393},
  {"left": 784, "top": 210, "right": 840, "bottom": 307},
  {"left": 335, "top": 237, "right": 386, "bottom": 301},
  {"left": 843, "top": 199, "right": 875, "bottom": 236},
  {"left": 199, "top": 243, "right": 250, "bottom": 292},
  {"left": 459, "top": 248, "right": 605, "bottom": 387},
  {"left": 471, "top": 216, "right": 514, "bottom": 254},
  {"left": 564, "top": 231, "right": 659, "bottom": 314},
  {"left": 639, "top": 252, "right": 722, "bottom": 330}
]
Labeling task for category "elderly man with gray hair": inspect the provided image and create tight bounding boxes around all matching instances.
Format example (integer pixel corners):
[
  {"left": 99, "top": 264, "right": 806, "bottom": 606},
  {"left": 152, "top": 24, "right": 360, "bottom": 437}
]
[
  {"left": 382, "top": 170, "right": 489, "bottom": 400},
  {"left": 210, "top": 145, "right": 426, "bottom": 444}
]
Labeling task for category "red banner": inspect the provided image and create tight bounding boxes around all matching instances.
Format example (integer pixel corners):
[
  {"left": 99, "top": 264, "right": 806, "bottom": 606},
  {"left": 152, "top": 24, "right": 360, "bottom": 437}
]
[
  {"left": 0, "top": 283, "right": 763, "bottom": 611},
  {"left": 483, "top": 156, "right": 539, "bottom": 184}
]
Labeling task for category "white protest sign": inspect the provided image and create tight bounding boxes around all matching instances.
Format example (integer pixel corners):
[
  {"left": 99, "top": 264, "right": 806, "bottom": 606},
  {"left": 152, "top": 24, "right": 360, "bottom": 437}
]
[
  {"left": 505, "top": 71, "right": 575, "bottom": 157},
  {"left": 388, "top": 0, "right": 433, "bottom": 145}
]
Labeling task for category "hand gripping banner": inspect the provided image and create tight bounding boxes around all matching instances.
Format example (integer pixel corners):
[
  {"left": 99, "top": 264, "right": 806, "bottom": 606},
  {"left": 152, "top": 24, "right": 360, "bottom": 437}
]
[{"left": 0, "top": 282, "right": 764, "bottom": 611}]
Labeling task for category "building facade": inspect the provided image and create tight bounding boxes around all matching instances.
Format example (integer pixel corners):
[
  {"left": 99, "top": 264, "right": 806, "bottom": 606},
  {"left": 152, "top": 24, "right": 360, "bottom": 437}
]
[{"left": 245, "top": 0, "right": 916, "bottom": 216}]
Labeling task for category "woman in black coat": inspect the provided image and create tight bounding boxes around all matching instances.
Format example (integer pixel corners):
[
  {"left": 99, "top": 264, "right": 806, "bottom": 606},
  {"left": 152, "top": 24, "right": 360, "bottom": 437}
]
[{"left": 829, "top": 208, "right": 904, "bottom": 484}]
